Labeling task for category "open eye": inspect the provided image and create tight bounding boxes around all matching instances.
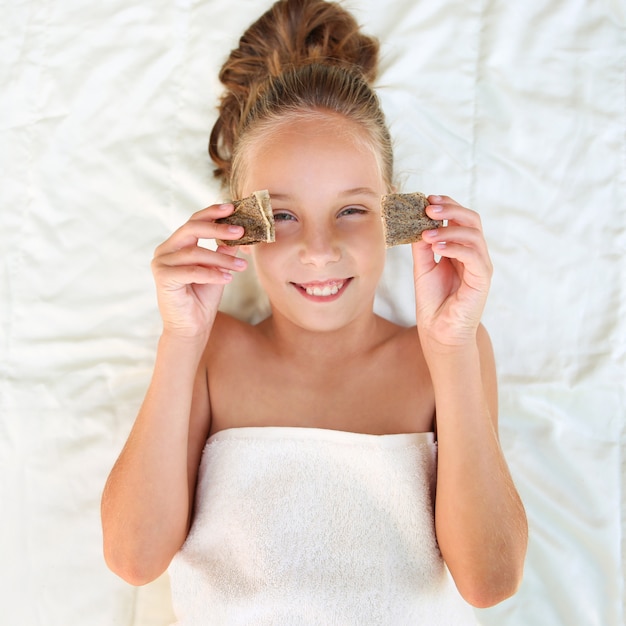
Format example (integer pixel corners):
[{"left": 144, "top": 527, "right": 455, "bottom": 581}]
[
  {"left": 273, "top": 211, "right": 297, "bottom": 222},
  {"left": 339, "top": 206, "right": 367, "bottom": 217}
]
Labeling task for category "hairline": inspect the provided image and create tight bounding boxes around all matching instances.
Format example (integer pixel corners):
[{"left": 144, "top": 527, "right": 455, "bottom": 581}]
[{"left": 230, "top": 108, "right": 392, "bottom": 199}]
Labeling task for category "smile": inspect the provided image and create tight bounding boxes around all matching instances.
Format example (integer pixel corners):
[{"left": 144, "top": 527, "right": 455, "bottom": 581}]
[{"left": 292, "top": 279, "right": 351, "bottom": 300}]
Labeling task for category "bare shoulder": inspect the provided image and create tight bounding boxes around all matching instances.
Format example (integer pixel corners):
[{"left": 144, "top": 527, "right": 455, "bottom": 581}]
[
  {"left": 210, "top": 309, "right": 251, "bottom": 336},
  {"left": 206, "top": 311, "right": 258, "bottom": 354},
  {"left": 369, "top": 318, "right": 435, "bottom": 433},
  {"left": 203, "top": 311, "right": 269, "bottom": 434},
  {"left": 202, "top": 311, "right": 263, "bottom": 394},
  {"left": 386, "top": 320, "right": 427, "bottom": 361}
]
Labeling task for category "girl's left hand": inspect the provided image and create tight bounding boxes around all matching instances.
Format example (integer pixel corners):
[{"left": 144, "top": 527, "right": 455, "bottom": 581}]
[{"left": 412, "top": 195, "right": 493, "bottom": 350}]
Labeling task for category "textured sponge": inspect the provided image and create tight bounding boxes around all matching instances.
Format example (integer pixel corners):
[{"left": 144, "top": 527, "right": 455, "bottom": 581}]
[
  {"left": 216, "top": 190, "right": 275, "bottom": 246},
  {"left": 381, "top": 192, "right": 442, "bottom": 247}
]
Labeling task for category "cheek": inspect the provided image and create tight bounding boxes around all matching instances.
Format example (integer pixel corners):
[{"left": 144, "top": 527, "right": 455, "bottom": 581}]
[
  {"left": 362, "top": 225, "right": 387, "bottom": 276},
  {"left": 345, "top": 219, "right": 385, "bottom": 255},
  {"left": 365, "top": 243, "right": 387, "bottom": 279},
  {"left": 250, "top": 245, "right": 283, "bottom": 282}
]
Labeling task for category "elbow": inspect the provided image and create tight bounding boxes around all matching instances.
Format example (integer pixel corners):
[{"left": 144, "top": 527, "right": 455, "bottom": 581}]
[
  {"left": 451, "top": 538, "right": 527, "bottom": 608},
  {"left": 461, "top": 575, "right": 522, "bottom": 609},
  {"left": 103, "top": 542, "right": 166, "bottom": 587},
  {"left": 456, "top": 562, "right": 525, "bottom": 609},
  {"left": 101, "top": 506, "right": 181, "bottom": 587},
  {"left": 453, "top": 511, "right": 529, "bottom": 608}
]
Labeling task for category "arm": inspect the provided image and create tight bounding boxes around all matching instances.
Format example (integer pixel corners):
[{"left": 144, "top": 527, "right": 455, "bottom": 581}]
[
  {"left": 100, "top": 204, "right": 247, "bottom": 585},
  {"left": 414, "top": 196, "right": 528, "bottom": 607}
]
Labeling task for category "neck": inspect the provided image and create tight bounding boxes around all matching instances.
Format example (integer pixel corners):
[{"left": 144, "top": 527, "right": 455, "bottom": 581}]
[{"left": 258, "top": 308, "right": 388, "bottom": 366}]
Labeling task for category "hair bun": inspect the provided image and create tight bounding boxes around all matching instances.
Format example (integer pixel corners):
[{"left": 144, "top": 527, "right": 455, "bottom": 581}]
[
  {"left": 222, "top": 0, "right": 378, "bottom": 90},
  {"left": 210, "top": 0, "right": 380, "bottom": 185}
]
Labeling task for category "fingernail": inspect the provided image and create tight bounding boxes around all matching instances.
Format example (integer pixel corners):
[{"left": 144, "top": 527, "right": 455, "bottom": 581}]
[
  {"left": 233, "top": 257, "right": 246, "bottom": 268},
  {"left": 430, "top": 195, "right": 443, "bottom": 203},
  {"left": 429, "top": 204, "right": 443, "bottom": 213},
  {"left": 228, "top": 225, "right": 243, "bottom": 233},
  {"left": 423, "top": 228, "right": 439, "bottom": 237},
  {"left": 219, "top": 203, "right": 233, "bottom": 210}
]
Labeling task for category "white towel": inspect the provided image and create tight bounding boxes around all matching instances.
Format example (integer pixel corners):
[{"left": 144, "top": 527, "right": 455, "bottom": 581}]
[{"left": 169, "top": 427, "right": 476, "bottom": 625}]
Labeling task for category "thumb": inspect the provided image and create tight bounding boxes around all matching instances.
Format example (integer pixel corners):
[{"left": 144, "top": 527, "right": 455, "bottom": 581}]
[{"left": 411, "top": 239, "right": 437, "bottom": 282}]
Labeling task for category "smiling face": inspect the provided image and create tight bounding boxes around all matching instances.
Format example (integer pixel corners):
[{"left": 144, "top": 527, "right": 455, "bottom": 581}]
[{"left": 239, "top": 113, "right": 388, "bottom": 333}]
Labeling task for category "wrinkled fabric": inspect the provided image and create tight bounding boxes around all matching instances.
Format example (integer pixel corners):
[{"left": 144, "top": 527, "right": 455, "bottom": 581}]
[{"left": 0, "top": 1, "right": 624, "bottom": 625}]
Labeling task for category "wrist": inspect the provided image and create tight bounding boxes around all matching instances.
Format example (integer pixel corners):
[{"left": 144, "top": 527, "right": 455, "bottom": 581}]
[
  {"left": 418, "top": 332, "right": 482, "bottom": 380},
  {"left": 418, "top": 326, "right": 479, "bottom": 358},
  {"left": 158, "top": 329, "right": 210, "bottom": 362}
]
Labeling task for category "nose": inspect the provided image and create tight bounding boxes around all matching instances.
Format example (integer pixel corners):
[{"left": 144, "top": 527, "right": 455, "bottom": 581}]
[{"left": 298, "top": 221, "right": 341, "bottom": 267}]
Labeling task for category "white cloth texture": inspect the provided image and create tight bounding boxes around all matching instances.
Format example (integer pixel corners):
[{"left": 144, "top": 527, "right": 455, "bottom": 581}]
[
  {"left": 1, "top": 1, "right": 624, "bottom": 625},
  {"left": 168, "top": 427, "right": 476, "bottom": 625}
]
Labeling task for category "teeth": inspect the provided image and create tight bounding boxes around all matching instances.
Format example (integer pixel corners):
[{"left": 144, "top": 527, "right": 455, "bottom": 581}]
[{"left": 304, "top": 281, "right": 344, "bottom": 297}]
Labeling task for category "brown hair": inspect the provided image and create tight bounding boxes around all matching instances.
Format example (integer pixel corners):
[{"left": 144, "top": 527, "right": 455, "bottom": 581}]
[{"left": 209, "top": 0, "right": 393, "bottom": 196}]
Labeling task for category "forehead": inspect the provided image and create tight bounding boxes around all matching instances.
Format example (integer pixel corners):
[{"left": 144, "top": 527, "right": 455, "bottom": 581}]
[{"left": 240, "top": 114, "right": 385, "bottom": 196}]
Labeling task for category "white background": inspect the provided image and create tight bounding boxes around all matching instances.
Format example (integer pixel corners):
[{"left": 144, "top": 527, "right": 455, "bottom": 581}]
[{"left": 1, "top": 1, "right": 624, "bottom": 624}]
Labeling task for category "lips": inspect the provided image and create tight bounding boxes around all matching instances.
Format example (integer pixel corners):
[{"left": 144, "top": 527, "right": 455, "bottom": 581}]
[{"left": 292, "top": 278, "right": 351, "bottom": 299}]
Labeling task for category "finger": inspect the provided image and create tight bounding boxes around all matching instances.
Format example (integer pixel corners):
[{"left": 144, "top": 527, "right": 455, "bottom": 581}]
[
  {"left": 422, "top": 224, "right": 486, "bottom": 250},
  {"left": 188, "top": 202, "right": 235, "bottom": 221},
  {"left": 427, "top": 240, "right": 493, "bottom": 286},
  {"left": 411, "top": 238, "right": 439, "bottom": 280},
  {"left": 426, "top": 194, "right": 464, "bottom": 209},
  {"left": 421, "top": 221, "right": 492, "bottom": 277},
  {"left": 215, "top": 243, "right": 241, "bottom": 258},
  {"left": 156, "top": 245, "right": 248, "bottom": 274},
  {"left": 155, "top": 220, "right": 245, "bottom": 256},
  {"left": 154, "top": 262, "right": 235, "bottom": 288},
  {"left": 426, "top": 196, "right": 482, "bottom": 229}
]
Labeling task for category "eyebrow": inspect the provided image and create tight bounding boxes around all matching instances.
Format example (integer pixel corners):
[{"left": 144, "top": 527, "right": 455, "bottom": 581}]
[
  {"left": 339, "top": 187, "right": 380, "bottom": 198},
  {"left": 267, "top": 192, "right": 291, "bottom": 201},
  {"left": 268, "top": 187, "right": 380, "bottom": 201}
]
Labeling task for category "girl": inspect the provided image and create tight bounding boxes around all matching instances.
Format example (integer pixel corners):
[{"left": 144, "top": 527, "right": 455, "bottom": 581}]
[{"left": 101, "top": 0, "right": 528, "bottom": 623}]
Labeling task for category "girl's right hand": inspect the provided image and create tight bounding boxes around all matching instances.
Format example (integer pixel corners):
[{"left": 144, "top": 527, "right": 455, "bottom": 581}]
[{"left": 151, "top": 203, "right": 248, "bottom": 339}]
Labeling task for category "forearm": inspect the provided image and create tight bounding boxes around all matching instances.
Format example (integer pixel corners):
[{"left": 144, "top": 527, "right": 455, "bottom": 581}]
[
  {"left": 101, "top": 331, "right": 209, "bottom": 585},
  {"left": 424, "top": 337, "right": 527, "bottom": 607}
]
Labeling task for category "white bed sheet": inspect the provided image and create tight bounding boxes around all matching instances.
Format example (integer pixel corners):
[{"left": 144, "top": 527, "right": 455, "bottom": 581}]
[{"left": 0, "top": 1, "right": 624, "bottom": 624}]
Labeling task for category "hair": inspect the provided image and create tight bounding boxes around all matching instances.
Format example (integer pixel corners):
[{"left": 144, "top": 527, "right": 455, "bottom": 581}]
[{"left": 208, "top": 0, "right": 394, "bottom": 197}]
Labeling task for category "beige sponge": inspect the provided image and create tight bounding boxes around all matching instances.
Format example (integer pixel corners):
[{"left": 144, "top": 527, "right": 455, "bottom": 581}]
[
  {"left": 216, "top": 190, "right": 275, "bottom": 246},
  {"left": 381, "top": 192, "right": 442, "bottom": 247}
]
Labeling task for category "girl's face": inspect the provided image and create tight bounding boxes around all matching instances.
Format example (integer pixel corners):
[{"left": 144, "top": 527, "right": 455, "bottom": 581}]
[{"left": 240, "top": 115, "right": 388, "bottom": 333}]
